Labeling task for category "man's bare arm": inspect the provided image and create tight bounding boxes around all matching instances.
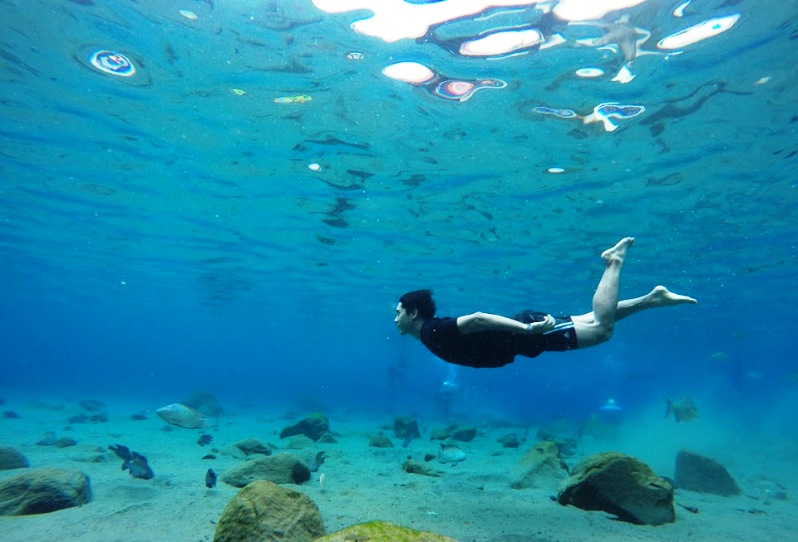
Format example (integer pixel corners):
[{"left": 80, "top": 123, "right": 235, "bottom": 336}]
[{"left": 456, "top": 312, "right": 555, "bottom": 335}]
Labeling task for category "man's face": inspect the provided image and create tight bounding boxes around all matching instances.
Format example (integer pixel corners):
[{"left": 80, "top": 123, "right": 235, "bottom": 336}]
[{"left": 394, "top": 302, "right": 416, "bottom": 334}]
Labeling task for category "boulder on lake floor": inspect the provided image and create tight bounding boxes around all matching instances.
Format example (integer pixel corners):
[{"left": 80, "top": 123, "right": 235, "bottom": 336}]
[
  {"left": 314, "top": 520, "right": 458, "bottom": 542},
  {"left": 675, "top": 449, "right": 740, "bottom": 496},
  {"left": 213, "top": 480, "right": 324, "bottom": 542},
  {"left": 221, "top": 453, "right": 310, "bottom": 488},
  {"left": 0, "top": 446, "right": 29, "bottom": 470},
  {"left": 0, "top": 468, "right": 91, "bottom": 515},
  {"left": 511, "top": 441, "right": 569, "bottom": 490},
  {"left": 280, "top": 413, "right": 330, "bottom": 442},
  {"left": 557, "top": 452, "right": 674, "bottom": 526}
]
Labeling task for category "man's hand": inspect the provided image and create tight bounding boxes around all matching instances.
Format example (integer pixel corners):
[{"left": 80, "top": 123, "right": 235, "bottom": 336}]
[{"left": 528, "top": 314, "right": 556, "bottom": 334}]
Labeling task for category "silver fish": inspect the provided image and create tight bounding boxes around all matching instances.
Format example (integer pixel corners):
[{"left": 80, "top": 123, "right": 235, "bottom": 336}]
[
  {"left": 156, "top": 403, "right": 208, "bottom": 429},
  {"left": 438, "top": 443, "right": 467, "bottom": 466},
  {"left": 665, "top": 396, "right": 698, "bottom": 423}
]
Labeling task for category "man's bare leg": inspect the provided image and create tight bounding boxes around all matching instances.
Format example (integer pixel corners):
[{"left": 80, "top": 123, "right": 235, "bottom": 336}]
[
  {"left": 572, "top": 286, "right": 697, "bottom": 325},
  {"left": 572, "top": 237, "right": 635, "bottom": 348},
  {"left": 615, "top": 286, "right": 697, "bottom": 320}
]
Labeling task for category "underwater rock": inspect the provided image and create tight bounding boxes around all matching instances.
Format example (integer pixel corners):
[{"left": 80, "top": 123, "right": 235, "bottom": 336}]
[
  {"left": 279, "top": 413, "right": 330, "bottom": 442},
  {"left": 402, "top": 460, "right": 444, "bottom": 477},
  {"left": 68, "top": 413, "right": 89, "bottom": 424},
  {"left": 197, "top": 434, "right": 213, "bottom": 447},
  {"left": 511, "top": 441, "right": 569, "bottom": 490},
  {"left": 54, "top": 437, "right": 78, "bottom": 448},
  {"left": 429, "top": 424, "right": 476, "bottom": 442},
  {"left": 0, "top": 468, "right": 91, "bottom": 515},
  {"left": 557, "top": 452, "right": 675, "bottom": 526},
  {"left": 221, "top": 453, "right": 310, "bottom": 488},
  {"left": 0, "top": 446, "right": 29, "bottom": 470},
  {"left": 314, "top": 520, "right": 458, "bottom": 541},
  {"left": 317, "top": 432, "right": 338, "bottom": 444},
  {"left": 284, "top": 434, "right": 316, "bottom": 450},
  {"left": 450, "top": 426, "right": 477, "bottom": 442},
  {"left": 497, "top": 433, "right": 522, "bottom": 448},
  {"left": 3, "top": 411, "right": 21, "bottom": 419},
  {"left": 36, "top": 431, "right": 57, "bottom": 446},
  {"left": 674, "top": 449, "right": 740, "bottom": 496},
  {"left": 369, "top": 434, "right": 394, "bottom": 448},
  {"left": 233, "top": 437, "right": 275, "bottom": 457},
  {"left": 536, "top": 429, "right": 578, "bottom": 456},
  {"left": 394, "top": 417, "right": 421, "bottom": 441},
  {"left": 213, "top": 480, "right": 324, "bottom": 542},
  {"left": 78, "top": 399, "right": 104, "bottom": 412}
]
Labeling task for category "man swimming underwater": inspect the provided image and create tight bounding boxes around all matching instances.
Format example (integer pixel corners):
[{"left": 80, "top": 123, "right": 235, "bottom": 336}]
[{"left": 394, "top": 238, "right": 697, "bottom": 368}]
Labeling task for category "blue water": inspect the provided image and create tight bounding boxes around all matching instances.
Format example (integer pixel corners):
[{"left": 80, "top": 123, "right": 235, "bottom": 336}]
[{"left": 1, "top": 0, "right": 796, "bottom": 439}]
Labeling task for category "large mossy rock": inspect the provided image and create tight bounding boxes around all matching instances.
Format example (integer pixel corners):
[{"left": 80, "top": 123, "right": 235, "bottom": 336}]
[
  {"left": 675, "top": 449, "right": 740, "bottom": 496},
  {"left": 214, "top": 481, "right": 324, "bottom": 542},
  {"left": 222, "top": 453, "right": 311, "bottom": 488},
  {"left": 314, "top": 520, "right": 458, "bottom": 541},
  {"left": 557, "top": 452, "right": 674, "bottom": 526},
  {"left": 280, "top": 414, "right": 330, "bottom": 442},
  {"left": 0, "top": 468, "right": 91, "bottom": 515}
]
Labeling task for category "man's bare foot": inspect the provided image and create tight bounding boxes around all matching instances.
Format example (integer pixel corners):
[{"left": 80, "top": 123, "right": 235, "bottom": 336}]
[
  {"left": 601, "top": 237, "right": 635, "bottom": 264},
  {"left": 648, "top": 285, "right": 697, "bottom": 307}
]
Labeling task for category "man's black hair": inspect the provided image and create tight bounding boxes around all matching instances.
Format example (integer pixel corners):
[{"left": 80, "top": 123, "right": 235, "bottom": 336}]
[{"left": 399, "top": 289, "right": 436, "bottom": 320}]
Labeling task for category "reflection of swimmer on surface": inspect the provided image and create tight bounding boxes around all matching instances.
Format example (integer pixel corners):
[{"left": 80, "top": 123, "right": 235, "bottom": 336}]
[
  {"left": 534, "top": 102, "right": 646, "bottom": 132},
  {"left": 572, "top": 16, "right": 645, "bottom": 64},
  {"left": 420, "top": 8, "right": 569, "bottom": 61},
  {"left": 382, "top": 61, "right": 506, "bottom": 103}
]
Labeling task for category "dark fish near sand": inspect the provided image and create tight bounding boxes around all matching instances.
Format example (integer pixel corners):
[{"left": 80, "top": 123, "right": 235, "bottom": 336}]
[
  {"left": 156, "top": 403, "right": 208, "bottom": 429},
  {"left": 438, "top": 443, "right": 467, "bottom": 466},
  {"left": 310, "top": 451, "right": 327, "bottom": 473},
  {"left": 205, "top": 468, "right": 217, "bottom": 488},
  {"left": 109, "top": 443, "right": 154, "bottom": 480},
  {"left": 665, "top": 396, "right": 698, "bottom": 422}
]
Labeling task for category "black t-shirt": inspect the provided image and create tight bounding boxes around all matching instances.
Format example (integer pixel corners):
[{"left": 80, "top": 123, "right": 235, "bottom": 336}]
[{"left": 419, "top": 312, "right": 577, "bottom": 368}]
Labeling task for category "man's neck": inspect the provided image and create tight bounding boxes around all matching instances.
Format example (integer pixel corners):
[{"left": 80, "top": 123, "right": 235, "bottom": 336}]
[{"left": 408, "top": 319, "right": 426, "bottom": 340}]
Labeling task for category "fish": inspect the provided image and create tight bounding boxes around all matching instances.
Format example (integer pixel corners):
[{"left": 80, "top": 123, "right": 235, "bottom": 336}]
[
  {"left": 109, "top": 444, "right": 154, "bottom": 480},
  {"left": 156, "top": 403, "right": 208, "bottom": 429},
  {"left": 205, "top": 468, "right": 217, "bottom": 488},
  {"left": 310, "top": 451, "right": 327, "bottom": 473},
  {"left": 665, "top": 396, "right": 698, "bottom": 422},
  {"left": 708, "top": 351, "right": 729, "bottom": 362},
  {"left": 437, "top": 443, "right": 467, "bottom": 467},
  {"left": 273, "top": 94, "right": 312, "bottom": 104}
]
